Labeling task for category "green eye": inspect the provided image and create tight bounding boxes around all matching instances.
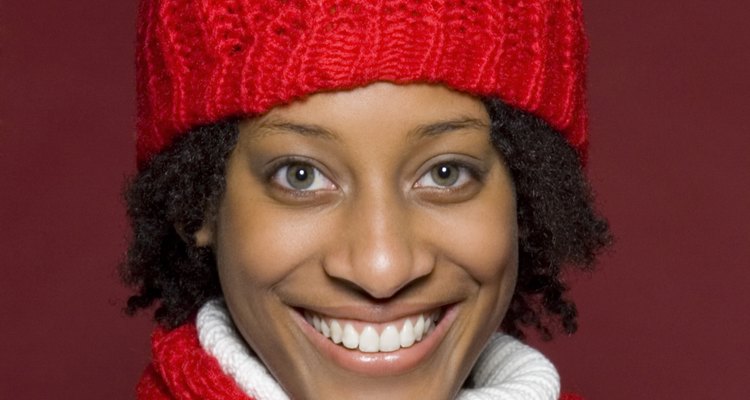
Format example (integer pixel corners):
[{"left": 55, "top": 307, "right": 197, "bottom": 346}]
[
  {"left": 271, "top": 161, "right": 336, "bottom": 192},
  {"left": 286, "top": 163, "right": 316, "bottom": 189},
  {"left": 430, "top": 164, "right": 460, "bottom": 187},
  {"left": 415, "top": 161, "right": 478, "bottom": 190}
]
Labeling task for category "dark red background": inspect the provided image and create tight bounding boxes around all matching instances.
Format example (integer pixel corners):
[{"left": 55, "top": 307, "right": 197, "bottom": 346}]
[{"left": 1, "top": 1, "right": 748, "bottom": 398}]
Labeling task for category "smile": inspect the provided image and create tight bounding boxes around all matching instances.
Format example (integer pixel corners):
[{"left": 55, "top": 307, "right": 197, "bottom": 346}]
[{"left": 303, "top": 309, "right": 443, "bottom": 353}]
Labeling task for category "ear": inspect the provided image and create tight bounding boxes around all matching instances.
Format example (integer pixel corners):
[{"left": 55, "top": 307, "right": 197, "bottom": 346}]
[
  {"left": 175, "top": 221, "right": 214, "bottom": 247},
  {"left": 193, "top": 222, "right": 214, "bottom": 247}
]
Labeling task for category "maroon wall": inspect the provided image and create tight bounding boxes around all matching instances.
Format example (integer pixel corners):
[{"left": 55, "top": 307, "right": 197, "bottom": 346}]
[
  {"left": 529, "top": 1, "right": 750, "bottom": 398},
  {"left": 1, "top": 1, "right": 748, "bottom": 398}
]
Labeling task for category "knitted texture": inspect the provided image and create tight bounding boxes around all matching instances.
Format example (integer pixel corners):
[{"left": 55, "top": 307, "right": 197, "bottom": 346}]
[
  {"left": 137, "top": 319, "right": 585, "bottom": 399},
  {"left": 137, "top": 299, "right": 584, "bottom": 399},
  {"left": 136, "top": 0, "right": 589, "bottom": 166},
  {"left": 197, "top": 300, "right": 289, "bottom": 400},
  {"left": 196, "top": 299, "right": 560, "bottom": 400},
  {"left": 458, "top": 334, "right": 559, "bottom": 400},
  {"left": 137, "top": 322, "right": 251, "bottom": 399}
]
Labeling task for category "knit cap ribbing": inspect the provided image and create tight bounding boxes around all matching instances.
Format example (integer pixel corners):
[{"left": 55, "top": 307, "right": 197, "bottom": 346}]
[{"left": 136, "top": 0, "right": 588, "bottom": 166}]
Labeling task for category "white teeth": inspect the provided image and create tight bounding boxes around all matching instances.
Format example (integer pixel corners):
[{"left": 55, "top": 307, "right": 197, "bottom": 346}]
[
  {"left": 342, "top": 323, "right": 359, "bottom": 349},
  {"left": 400, "top": 319, "right": 415, "bottom": 348},
  {"left": 313, "top": 315, "right": 321, "bottom": 332},
  {"left": 358, "top": 326, "right": 380, "bottom": 353},
  {"left": 414, "top": 315, "right": 425, "bottom": 341},
  {"left": 320, "top": 319, "right": 330, "bottom": 338},
  {"left": 379, "top": 325, "right": 401, "bottom": 352},
  {"left": 330, "top": 320, "right": 342, "bottom": 344},
  {"left": 424, "top": 317, "right": 433, "bottom": 334},
  {"left": 305, "top": 311, "right": 441, "bottom": 352}
]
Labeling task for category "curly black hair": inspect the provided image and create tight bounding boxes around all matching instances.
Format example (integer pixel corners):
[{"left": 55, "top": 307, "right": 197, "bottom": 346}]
[{"left": 121, "top": 99, "right": 611, "bottom": 339}]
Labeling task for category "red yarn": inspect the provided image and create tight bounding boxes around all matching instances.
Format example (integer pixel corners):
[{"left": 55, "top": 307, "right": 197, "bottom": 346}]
[
  {"left": 138, "top": 321, "right": 585, "bottom": 399},
  {"left": 136, "top": 0, "right": 589, "bottom": 167},
  {"left": 560, "top": 394, "right": 586, "bottom": 400},
  {"left": 137, "top": 323, "right": 252, "bottom": 399}
]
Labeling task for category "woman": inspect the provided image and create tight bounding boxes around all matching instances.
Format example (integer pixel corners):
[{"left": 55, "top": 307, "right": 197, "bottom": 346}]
[{"left": 122, "top": 1, "right": 611, "bottom": 399}]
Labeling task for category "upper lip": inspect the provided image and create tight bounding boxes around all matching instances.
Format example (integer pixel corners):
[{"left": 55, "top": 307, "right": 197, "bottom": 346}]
[{"left": 292, "top": 301, "right": 455, "bottom": 323}]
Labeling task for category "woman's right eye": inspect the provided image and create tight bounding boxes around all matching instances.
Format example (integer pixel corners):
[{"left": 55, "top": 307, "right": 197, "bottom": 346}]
[{"left": 270, "top": 162, "right": 336, "bottom": 192}]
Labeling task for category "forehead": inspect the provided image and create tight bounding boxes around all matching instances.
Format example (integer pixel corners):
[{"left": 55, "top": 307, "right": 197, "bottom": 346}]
[{"left": 240, "top": 82, "right": 490, "bottom": 143}]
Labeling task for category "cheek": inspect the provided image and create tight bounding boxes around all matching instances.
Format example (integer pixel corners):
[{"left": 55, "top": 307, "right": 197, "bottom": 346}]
[
  {"left": 214, "top": 172, "right": 330, "bottom": 289},
  {"left": 423, "top": 189, "right": 518, "bottom": 285}
]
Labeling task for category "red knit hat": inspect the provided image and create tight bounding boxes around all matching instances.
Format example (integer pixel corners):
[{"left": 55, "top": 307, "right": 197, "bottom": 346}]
[{"left": 136, "top": 0, "right": 589, "bottom": 166}]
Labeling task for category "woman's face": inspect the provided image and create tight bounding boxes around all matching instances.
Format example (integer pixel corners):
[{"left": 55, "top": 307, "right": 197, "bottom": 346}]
[{"left": 200, "top": 82, "right": 518, "bottom": 399}]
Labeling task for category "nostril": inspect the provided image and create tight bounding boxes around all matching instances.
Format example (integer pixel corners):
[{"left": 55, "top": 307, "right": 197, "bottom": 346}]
[
  {"left": 325, "top": 270, "right": 434, "bottom": 301},
  {"left": 322, "top": 202, "right": 435, "bottom": 299}
]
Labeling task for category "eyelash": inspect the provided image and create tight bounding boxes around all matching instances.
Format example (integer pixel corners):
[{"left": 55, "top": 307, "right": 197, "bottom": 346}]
[
  {"left": 266, "top": 158, "right": 336, "bottom": 194},
  {"left": 414, "top": 161, "right": 483, "bottom": 190},
  {"left": 265, "top": 158, "right": 484, "bottom": 195}
]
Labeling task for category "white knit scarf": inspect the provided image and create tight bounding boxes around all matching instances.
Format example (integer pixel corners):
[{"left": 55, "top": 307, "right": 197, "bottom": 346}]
[{"left": 197, "top": 300, "right": 560, "bottom": 400}]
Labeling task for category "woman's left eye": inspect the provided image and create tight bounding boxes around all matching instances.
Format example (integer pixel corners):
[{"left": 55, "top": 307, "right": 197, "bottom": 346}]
[
  {"left": 271, "top": 162, "right": 336, "bottom": 192},
  {"left": 415, "top": 162, "right": 475, "bottom": 188}
]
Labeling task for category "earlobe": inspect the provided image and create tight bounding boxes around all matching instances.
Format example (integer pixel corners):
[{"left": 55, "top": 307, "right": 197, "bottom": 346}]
[
  {"left": 175, "top": 222, "right": 214, "bottom": 247},
  {"left": 193, "top": 223, "right": 214, "bottom": 247}
]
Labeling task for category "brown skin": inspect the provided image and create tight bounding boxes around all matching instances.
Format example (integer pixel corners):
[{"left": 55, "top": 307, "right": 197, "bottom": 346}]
[{"left": 196, "top": 82, "right": 518, "bottom": 399}]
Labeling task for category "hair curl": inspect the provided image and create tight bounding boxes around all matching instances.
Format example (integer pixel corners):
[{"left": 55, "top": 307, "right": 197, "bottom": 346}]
[{"left": 121, "top": 99, "right": 611, "bottom": 339}]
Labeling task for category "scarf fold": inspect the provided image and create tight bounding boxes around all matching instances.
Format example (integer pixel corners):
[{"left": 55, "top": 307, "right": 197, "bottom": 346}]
[{"left": 138, "top": 300, "right": 583, "bottom": 400}]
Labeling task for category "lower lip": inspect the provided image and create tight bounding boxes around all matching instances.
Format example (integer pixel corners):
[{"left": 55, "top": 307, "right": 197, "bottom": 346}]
[{"left": 292, "top": 305, "right": 458, "bottom": 376}]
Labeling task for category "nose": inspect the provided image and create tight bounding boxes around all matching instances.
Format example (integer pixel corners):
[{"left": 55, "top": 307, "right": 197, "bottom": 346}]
[{"left": 323, "top": 187, "right": 434, "bottom": 299}]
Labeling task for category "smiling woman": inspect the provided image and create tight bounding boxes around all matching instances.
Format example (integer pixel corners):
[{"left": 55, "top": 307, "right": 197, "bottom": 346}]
[
  {"left": 207, "top": 84, "right": 518, "bottom": 398},
  {"left": 122, "top": 1, "right": 611, "bottom": 399}
]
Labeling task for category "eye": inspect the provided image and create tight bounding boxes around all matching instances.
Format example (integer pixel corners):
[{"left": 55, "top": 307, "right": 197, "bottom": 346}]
[
  {"left": 271, "top": 162, "right": 336, "bottom": 191},
  {"left": 415, "top": 162, "right": 475, "bottom": 188}
]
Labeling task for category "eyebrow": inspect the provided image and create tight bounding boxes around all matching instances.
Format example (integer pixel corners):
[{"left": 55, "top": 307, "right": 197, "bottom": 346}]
[
  {"left": 407, "top": 117, "right": 489, "bottom": 141},
  {"left": 249, "top": 116, "right": 488, "bottom": 142},
  {"left": 250, "top": 120, "right": 340, "bottom": 142}
]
